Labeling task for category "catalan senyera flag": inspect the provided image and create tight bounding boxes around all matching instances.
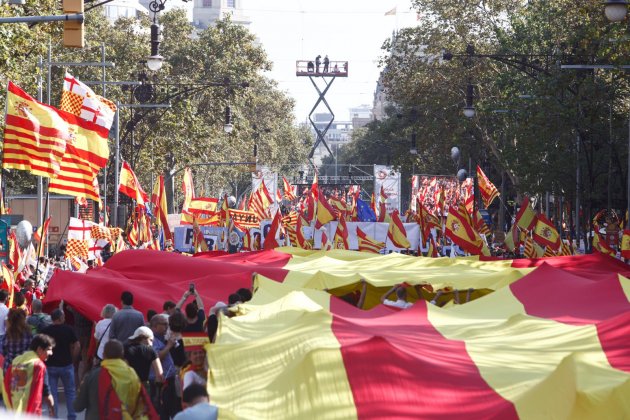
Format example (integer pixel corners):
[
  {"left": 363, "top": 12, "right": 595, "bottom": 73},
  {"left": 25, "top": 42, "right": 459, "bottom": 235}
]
[
  {"left": 356, "top": 226, "right": 385, "bottom": 253},
  {"left": 118, "top": 161, "right": 148, "bottom": 207},
  {"left": 315, "top": 192, "right": 337, "bottom": 229},
  {"left": 387, "top": 210, "right": 411, "bottom": 249},
  {"left": 34, "top": 216, "right": 51, "bottom": 258},
  {"left": 532, "top": 213, "right": 561, "bottom": 251},
  {"left": 127, "top": 217, "right": 139, "bottom": 247},
  {"left": 250, "top": 181, "right": 273, "bottom": 221},
  {"left": 427, "top": 236, "right": 439, "bottom": 257},
  {"left": 151, "top": 175, "right": 172, "bottom": 241},
  {"left": 445, "top": 203, "right": 482, "bottom": 255},
  {"left": 473, "top": 210, "right": 492, "bottom": 236},
  {"left": 476, "top": 166, "right": 499, "bottom": 208},
  {"left": 333, "top": 217, "right": 349, "bottom": 250},
  {"left": 283, "top": 176, "right": 296, "bottom": 201},
  {"left": 2, "top": 82, "right": 73, "bottom": 177},
  {"left": 230, "top": 209, "right": 260, "bottom": 230},
  {"left": 515, "top": 196, "right": 537, "bottom": 232},
  {"left": 284, "top": 224, "right": 297, "bottom": 247},
  {"left": 621, "top": 230, "right": 630, "bottom": 259},
  {"left": 593, "top": 231, "right": 616, "bottom": 257}
]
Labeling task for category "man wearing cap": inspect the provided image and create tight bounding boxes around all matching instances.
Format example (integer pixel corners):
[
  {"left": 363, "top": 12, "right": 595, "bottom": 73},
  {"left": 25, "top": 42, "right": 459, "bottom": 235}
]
[
  {"left": 41, "top": 308, "right": 80, "bottom": 420},
  {"left": 74, "top": 340, "right": 157, "bottom": 420},
  {"left": 109, "top": 291, "right": 144, "bottom": 343}
]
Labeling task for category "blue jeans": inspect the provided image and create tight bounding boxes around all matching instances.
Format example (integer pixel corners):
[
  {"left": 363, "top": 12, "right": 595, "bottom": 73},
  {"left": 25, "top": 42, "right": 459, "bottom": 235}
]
[{"left": 47, "top": 364, "right": 76, "bottom": 420}]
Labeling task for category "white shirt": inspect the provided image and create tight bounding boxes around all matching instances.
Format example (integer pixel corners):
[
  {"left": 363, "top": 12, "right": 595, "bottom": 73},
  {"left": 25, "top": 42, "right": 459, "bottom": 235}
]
[
  {"left": 174, "top": 403, "right": 218, "bottom": 420},
  {"left": 0, "top": 303, "right": 8, "bottom": 335},
  {"left": 183, "top": 370, "right": 207, "bottom": 390},
  {"left": 383, "top": 299, "right": 413, "bottom": 309},
  {"left": 94, "top": 318, "right": 112, "bottom": 359}
]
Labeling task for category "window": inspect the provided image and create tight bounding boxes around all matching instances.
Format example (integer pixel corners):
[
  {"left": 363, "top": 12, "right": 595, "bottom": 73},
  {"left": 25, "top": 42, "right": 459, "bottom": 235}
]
[
  {"left": 203, "top": 0, "right": 212, "bottom": 7},
  {"left": 226, "top": 0, "right": 235, "bottom": 7}
]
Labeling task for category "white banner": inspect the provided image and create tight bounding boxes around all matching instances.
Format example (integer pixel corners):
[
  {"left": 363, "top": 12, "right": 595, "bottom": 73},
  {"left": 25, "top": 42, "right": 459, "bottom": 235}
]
[
  {"left": 313, "top": 221, "right": 419, "bottom": 252},
  {"left": 373, "top": 165, "right": 401, "bottom": 214},
  {"left": 174, "top": 226, "right": 227, "bottom": 252}
]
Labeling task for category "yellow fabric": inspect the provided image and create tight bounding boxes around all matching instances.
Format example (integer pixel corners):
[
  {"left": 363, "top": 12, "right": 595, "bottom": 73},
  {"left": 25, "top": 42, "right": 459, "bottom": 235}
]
[
  {"left": 428, "top": 287, "right": 630, "bottom": 419},
  {"left": 2, "top": 350, "right": 38, "bottom": 412},
  {"left": 208, "top": 278, "right": 356, "bottom": 420},
  {"left": 101, "top": 358, "right": 143, "bottom": 419}
]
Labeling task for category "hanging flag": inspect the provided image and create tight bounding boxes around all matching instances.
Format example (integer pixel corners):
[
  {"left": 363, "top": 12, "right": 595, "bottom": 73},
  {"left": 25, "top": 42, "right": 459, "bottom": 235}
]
[
  {"left": 34, "top": 216, "right": 52, "bottom": 259},
  {"left": 127, "top": 216, "right": 139, "bottom": 247},
  {"left": 311, "top": 172, "right": 319, "bottom": 203},
  {"left": 303, "top": 194, "right": 315, "bottom": 224},
  {"left": 150, "top": 175, "right": 172, "bottom": 241},
  {"left": 621, "top": 230, "right": 630, "bottom": 259},
  {"left": 296, "top": 215, "right": 313, "bottom": 249},
  {"left": 60, "top": 72, "right": 117, "bottom": 129},
  {"left": 515, "top": 197, "right": 537, "bottom": 231},
  {"left": 230, "top": 209, "right": 260, "bottom": 230},
  {"left": 417, "top": 202, "right": 440, "bottom": 242},
  {"left": 387, "top": 210, "right": 411, "bottom": 249},
  {"left": 370, "top": 192, "right": 377, "bottom": 215},
  {"left": 333, "top": 217, "right": 349, "bottom": 250},
  {"left": 263, "top": 210, "right": 282, "bottom": 250},
  {"left": 476, "top": 166, "right": 499, "bottom": 208},
  {"left": 445, "top": 203, "right": 482, "bottom": 255},
  {"left": 282, "top": 176, "right": 296, "bottom": 201},
  {"left": 532, "top": 213, "right": 561, "bottom": 251},
  {"left": 315, "top": 191, "right": 337, "bottom": 228},
  {"left": 356, "top": 226, "right": 385, "bottom": 253},
  {"left": 118, "top": 161, "right": 148, "bottom": 207},
  {"left": 592, "top": 231, "right": 616, "bottom": 257},
  {"left": 356, "top": 198, "right": 377, "bottom": 222},
  {"left": 2, "top": 82, "right": 71, "bottom": 177},
  {"left": 377, "top": 186, "right": 388, "bottom": 222}
]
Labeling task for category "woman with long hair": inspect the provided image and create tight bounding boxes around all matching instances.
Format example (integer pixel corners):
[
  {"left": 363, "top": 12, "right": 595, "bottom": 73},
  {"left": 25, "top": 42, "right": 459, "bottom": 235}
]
[{"left": 2, "top": 308, "right": 33, "bottom": 370}]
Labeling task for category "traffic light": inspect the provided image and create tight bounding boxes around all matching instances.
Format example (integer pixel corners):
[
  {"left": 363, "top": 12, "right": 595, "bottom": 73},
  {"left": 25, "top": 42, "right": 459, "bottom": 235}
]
[{"left": 62, "top": 0, "right": 84, "bottom": 48}]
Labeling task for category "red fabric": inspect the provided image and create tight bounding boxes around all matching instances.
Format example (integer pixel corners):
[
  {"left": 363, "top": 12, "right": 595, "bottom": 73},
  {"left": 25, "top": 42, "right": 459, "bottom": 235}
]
[
  {"left": 596, "top": 311, "right": 630, "bottom": 373},
  {"left": 509, "top": 252, "right": 630, "bottom": 278},
  {"left": 44, "top": 250, "right": 291, "bottom": 322},
  {"left": 510, "top": 263, "right": 630, "bottom": 325},
  {"left": 330, "top": 299, "right": 518, "bottom": 419}
]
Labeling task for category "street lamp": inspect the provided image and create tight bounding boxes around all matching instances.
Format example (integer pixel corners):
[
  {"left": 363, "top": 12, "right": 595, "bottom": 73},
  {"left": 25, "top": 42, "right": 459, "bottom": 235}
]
[
  {"left": 146, "top": 22, "right": 163, "bottom": 71},
  {"left": 463, "top": 83, "right": 475, "bottom": 118},
  {"left": 224, "top": 105, "right": 233, "bottom": 133},
  {"left": 604, "top": 0, "right": 628, "bottom": 22}
]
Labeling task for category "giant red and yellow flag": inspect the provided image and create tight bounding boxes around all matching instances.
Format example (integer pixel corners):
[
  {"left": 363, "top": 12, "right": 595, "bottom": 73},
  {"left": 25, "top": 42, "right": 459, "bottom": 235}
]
[
  {"left": 445, "top": 203, "right": 482, "bottom": 255},
  {"left": 387, "top": 210, "right": 411, "bottom": 249},
  {"left": 315, "top": 191, "right": 337, "bottom": 228},
  {"left": 118, "top": 161, "right": 148, "bottom": 207},
  {"left": 2, "top": 82, "right": 73, "bottom": 177},
  {"left": 476, "top": 165, "right": 499, "bottom": 208},
  {"left": 44, "top": 248, "right": 630, "bottom": 419},
  {"left": 151, "top": 175, "right": 172, "bottom": 241},
  {"left": 532, "top": 213, "right": 561, "bottom": 251},
  {"left": 515, "top": 196, "right": 537, "bottom": 231}
]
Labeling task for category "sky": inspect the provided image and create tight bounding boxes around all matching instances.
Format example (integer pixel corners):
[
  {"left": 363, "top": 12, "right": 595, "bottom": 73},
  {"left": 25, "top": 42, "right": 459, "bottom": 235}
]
[{"left": 241, "top": 0, "right": 419, "bottom": 123}]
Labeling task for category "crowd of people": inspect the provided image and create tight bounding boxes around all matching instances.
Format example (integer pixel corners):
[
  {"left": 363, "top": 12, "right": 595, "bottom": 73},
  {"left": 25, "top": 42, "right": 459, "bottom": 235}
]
[{"left": 0, "top": 274, "right": 254, "bottom": 419}]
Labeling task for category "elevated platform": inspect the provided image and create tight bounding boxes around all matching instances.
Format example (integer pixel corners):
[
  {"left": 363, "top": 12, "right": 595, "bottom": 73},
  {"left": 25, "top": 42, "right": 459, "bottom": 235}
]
[{"left": 296, "top": 60, "right": 348, "bottom": 77}]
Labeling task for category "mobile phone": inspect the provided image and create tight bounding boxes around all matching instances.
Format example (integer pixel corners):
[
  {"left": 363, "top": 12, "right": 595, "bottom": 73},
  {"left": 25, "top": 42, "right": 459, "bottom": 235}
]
[{"left": 189, "top": 283, "right": 195, "bottom": 293}]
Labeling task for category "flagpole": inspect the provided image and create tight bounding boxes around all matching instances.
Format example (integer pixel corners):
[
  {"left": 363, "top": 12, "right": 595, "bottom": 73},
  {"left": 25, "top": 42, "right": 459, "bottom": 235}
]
[{"left": 34, "top": 190, "right": 49, "bottom": 283}]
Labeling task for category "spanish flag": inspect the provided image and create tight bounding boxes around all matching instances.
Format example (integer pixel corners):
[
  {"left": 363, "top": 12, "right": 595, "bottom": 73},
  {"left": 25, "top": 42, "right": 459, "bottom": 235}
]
[
  {"left": 621, "top": 230, "right": 630, "bottom": 259},
  {"left": 151, "top": 175, "right": 172, "bottom": 241},
  {"left": 532, "top": 213, "right": 561, "bottom": 251},
  {"left": 593, "top": 231, "right": 616, "bottom": 257},
  {"left": 476, "top": 165, "right": 499, "bottom": 208},
  {"left": 504, "top": 224, "right": 520, "bottom": 253},
  {"left": 387, "top": 210, "right": 411, "bottom": 249},
  {"left": 377, "top": 186, "right": 388, "bottom": 222},
  {"left": 181, "top": 167, "right": 196, "bottom": 214},
  {"left": 192, "top": 217, "right": 209, "bottom": 252},
  {"left": 118, "top": 161, "right": 148, "bottom": 207},
  {"left": 515, "top": 196, "right": 537, "bottom": 231},
  {"left": 296, "top": 215, "right": 313, "bottom": 249},
  {"left": 187, "top": 197, "right": 219, "bottom": 216},
  {"left": 333, "top": 216, "right": 349, "bottom": 250},
  {"left": 315, "top": 191, "right": 337, "bottom": 228},
  {"left": 445, "top": 203, "right": 482, "bottom": 255},
  {"left": 356, "top": 226, "right": 385, "bottom": 253}
]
